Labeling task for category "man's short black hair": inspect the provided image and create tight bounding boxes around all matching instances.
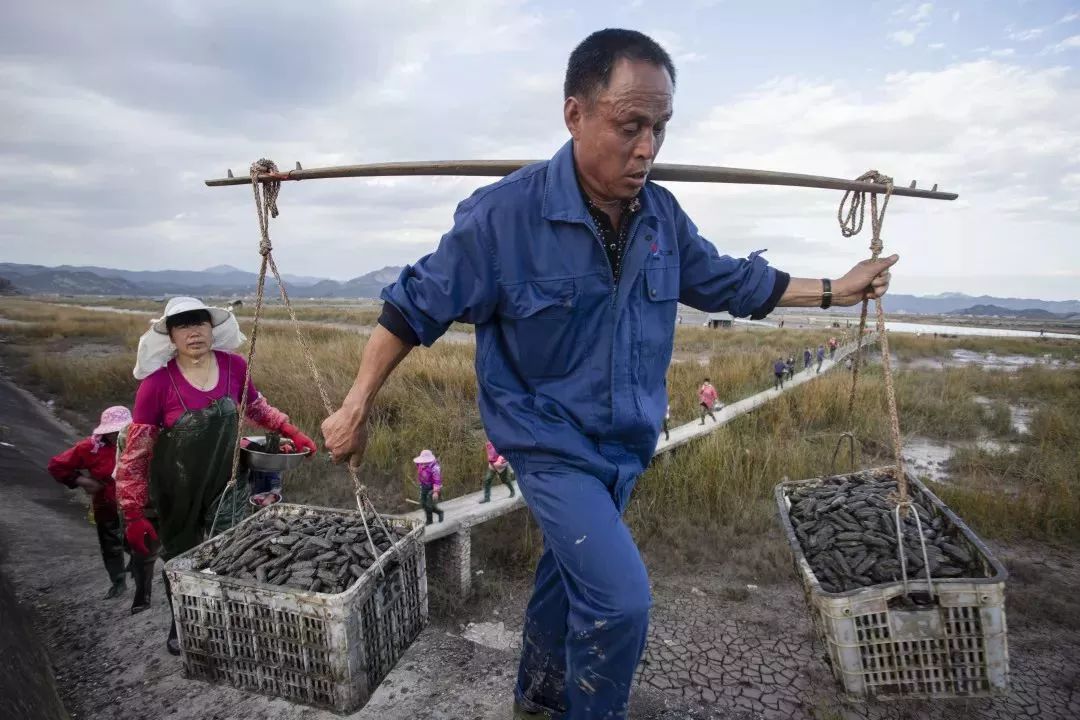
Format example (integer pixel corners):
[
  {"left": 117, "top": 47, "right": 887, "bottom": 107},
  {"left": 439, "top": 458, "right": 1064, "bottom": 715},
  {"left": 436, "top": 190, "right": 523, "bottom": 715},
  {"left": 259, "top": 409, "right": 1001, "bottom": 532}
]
[
  {"left": 166, "top": 309, "right": 212, "bottom": 331},
  {"left": 564, "top": 29, "right": 676, "bottom": 102}
]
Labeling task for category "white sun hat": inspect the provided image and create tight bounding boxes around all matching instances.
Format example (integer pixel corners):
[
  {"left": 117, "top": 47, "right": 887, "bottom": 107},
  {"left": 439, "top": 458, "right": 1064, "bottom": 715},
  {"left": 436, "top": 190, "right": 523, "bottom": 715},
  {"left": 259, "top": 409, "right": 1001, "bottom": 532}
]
[
  {"left": 413, "top": 449, "right": 437, "bottom": 464},
  {"left": 151, "top": 296, "right": 232, "bottom": 334}
]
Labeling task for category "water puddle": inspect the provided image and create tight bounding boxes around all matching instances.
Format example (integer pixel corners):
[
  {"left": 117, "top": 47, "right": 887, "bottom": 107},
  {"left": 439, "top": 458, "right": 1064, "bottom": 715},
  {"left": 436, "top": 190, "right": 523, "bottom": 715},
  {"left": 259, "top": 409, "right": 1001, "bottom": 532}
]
[
  {"left": 972, "top": 395, "right": 1033, "bottom": 435},
  {"left": 904, "top": 349, "right": 1077, "bottom": 372},
  {"left": 902, "top": 435, "right": 1023, "bottom": 485}
]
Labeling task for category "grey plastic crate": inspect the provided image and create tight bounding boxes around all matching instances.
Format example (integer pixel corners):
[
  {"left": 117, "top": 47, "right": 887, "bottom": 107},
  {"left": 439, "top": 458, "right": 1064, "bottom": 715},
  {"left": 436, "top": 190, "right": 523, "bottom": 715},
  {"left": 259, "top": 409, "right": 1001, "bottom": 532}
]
[
  {"left": 775, "top": 468, "right": 1009, "bottom": 700},
  {"left": 165, "top": 503, "right": 427, "bottom": 713}
]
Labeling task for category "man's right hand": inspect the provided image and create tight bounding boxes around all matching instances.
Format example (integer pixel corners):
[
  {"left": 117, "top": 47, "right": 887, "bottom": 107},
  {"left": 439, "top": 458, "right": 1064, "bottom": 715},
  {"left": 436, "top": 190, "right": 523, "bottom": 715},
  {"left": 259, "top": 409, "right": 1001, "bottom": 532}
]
[{"left": 321, "top": 407, "right": 369, "bottom": 468}]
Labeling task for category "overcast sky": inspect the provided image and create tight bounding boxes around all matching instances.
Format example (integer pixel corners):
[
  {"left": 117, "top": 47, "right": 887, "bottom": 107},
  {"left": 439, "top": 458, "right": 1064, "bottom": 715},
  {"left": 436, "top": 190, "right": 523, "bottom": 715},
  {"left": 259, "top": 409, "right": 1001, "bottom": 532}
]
[{"left": 2, "top": 0, "right": 1079, "bottom": 299}]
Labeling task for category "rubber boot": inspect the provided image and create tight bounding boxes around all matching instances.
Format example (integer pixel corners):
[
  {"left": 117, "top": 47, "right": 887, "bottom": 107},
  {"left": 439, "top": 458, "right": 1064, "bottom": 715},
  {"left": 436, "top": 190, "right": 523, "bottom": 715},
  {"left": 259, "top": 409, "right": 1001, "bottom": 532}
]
[
  {"left": 105, "top": 577, "right": 127, "bottom": 599},
  {"left": 512, "top": 700, "right": 551, "bottom": 719},
  {"left": 162, "top": 570, "right": 181, "bottom": 656},
  {"left": 131, "top": 557, "right": 155, "bottom": 614}
]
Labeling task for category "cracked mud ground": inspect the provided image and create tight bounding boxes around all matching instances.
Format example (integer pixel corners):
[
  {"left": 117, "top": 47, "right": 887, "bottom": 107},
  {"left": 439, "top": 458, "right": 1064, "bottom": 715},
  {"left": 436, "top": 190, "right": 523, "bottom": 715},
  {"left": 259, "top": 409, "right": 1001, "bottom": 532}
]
[{"left": 3, "top": 372, "right": 1079, "bottom": 719}]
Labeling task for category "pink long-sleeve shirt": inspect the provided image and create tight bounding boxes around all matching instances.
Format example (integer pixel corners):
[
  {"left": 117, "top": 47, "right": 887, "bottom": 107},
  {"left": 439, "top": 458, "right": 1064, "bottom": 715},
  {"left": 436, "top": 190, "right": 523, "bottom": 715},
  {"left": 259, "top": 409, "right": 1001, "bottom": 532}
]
[
  {"left": 698, "top": 383, "right": 718, "bottom": 407},
  {"left": 417, "top": 461, "right": 442, "bottom": 491},
  {"left": 485, "top": 441, "right": 508, "bottom": 470}
]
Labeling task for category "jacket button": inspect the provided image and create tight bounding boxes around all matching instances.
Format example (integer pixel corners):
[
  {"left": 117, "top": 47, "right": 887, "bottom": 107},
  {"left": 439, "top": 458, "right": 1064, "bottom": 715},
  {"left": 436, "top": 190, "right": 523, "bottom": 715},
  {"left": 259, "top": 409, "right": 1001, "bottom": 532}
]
[
  {"left": 650, "top": 288, "right": 657, "bottom": 297},
  {"left": 646, "top": 234, "right": 654, "bottom": 242}
]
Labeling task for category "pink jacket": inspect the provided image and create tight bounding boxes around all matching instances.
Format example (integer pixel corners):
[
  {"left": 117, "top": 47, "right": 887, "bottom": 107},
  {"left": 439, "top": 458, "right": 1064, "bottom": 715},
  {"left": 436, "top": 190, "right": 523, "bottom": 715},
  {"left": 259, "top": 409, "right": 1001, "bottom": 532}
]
[
  {"left": 417, "top": 461, "right": 442, "bottom": 491},
  {"left": 698, "top": 383, "right": 718, "bottom": 407},
  {"left": 485, "top": 441, "right": 508, "bottom": 470}
]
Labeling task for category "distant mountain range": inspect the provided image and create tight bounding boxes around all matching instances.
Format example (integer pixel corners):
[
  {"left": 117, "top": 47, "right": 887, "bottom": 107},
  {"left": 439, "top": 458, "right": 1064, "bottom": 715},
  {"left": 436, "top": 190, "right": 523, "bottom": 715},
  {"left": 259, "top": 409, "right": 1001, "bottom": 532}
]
[
  {"left": 834, "top": 293, "right": 1080, "bottom": 317},
  {"left": 0, "top": 263, "right": 403, "bottom": 300},
  {"left": 946, "top": 304, "right": 1073, "bottom": 320},
  {"left": 1, "top": 262, "right": 1078, "bottom": 316}
]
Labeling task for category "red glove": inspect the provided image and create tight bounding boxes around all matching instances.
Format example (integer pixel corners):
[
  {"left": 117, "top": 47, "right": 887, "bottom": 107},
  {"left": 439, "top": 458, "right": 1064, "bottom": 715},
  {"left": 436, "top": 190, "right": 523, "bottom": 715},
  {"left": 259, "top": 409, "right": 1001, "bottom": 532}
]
[
  {"left": 124, "top": 511, "right": 158, "bottom": 557},
  {"left": 281, "top": 423, "right": 317, "bottom": 458}
]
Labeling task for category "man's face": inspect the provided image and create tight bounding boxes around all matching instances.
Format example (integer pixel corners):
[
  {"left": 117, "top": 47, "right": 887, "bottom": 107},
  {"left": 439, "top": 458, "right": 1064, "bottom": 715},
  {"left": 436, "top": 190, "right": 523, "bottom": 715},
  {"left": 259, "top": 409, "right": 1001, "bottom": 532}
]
[{"left": 566, "top": 57, "right": 674, "bottom": 202}]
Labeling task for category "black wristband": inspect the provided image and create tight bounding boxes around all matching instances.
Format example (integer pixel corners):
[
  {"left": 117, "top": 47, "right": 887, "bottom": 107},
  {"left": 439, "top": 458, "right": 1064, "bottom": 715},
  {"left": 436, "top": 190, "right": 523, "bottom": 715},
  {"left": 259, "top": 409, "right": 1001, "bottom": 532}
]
[{"left": 820, "top": 278, "right": 832, "bottom": 309}]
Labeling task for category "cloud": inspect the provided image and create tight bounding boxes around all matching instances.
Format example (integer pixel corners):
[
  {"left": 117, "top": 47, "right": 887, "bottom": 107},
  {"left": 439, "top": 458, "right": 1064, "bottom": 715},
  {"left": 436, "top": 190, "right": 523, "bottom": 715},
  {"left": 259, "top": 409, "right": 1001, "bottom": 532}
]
[
  {"left": 890, "top": 30, "right": 917, "bottom": 47},
  {"left": 929, "top": 42, "right": 945, "bottom": 49},
  {"left": 666, "top": 60, "right": 1080, "bottom": 290},
  {"left": 1008, "top": 27, "right": 1044, "bottom": 42},
  {"left": 0, "top": 2, "right": 1077, "bottom": 300},
  {"left": 990, "top": 48, "right": 1016, "bottom": 57},
  {"left": 909, "top": 3, "right": 933, "bottom": 23},
  {"left": 889, "top": 3, "right": 932, "bottom": 46},
  {"left": 1061, "top": 13, "right": 1079, "bottom": 24},
  {"left": 1044, "top": 35, "right": 1080, "bottom": 53},
  {"left": 952, "top": 11, "right": 960, "bottom": 22}
]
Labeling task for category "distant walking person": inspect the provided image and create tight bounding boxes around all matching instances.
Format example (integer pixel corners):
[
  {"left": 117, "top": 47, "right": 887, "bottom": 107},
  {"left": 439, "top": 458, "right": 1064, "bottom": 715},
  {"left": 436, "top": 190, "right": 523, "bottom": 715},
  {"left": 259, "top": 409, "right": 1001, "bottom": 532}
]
[
  {"left": 662, "top": 400, "right": 671, "bottom": 441},
  {"left": 786, "top": 355, "right": 796, "bottom": 380},
  {"left": 479, "top": 440, "right": 516, "bottom": 504},
  {"left": 816, "top": 345, "right": 826, "bottom": 373},
  {"left": 773, "top": 358, "right": 786, "bottom": 390},
  {"left": 698, "top": 379, "right": 718, "bottom": 425},
  {"left": 828, "top": 336, "right": 838, "bottom": 359},
  {"left": 803, "top": 347, "right": 812, "bottom": 371},
  {"left": 414, "top": 449, "right": 445, "bottom": 524}
]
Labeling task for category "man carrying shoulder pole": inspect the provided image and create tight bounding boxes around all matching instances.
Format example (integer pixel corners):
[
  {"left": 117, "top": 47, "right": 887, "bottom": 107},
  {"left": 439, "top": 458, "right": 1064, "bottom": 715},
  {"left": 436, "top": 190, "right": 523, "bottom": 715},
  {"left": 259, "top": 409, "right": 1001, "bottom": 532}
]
[{"left": 322, "top": 29, "right": 896, "bottom": 719}]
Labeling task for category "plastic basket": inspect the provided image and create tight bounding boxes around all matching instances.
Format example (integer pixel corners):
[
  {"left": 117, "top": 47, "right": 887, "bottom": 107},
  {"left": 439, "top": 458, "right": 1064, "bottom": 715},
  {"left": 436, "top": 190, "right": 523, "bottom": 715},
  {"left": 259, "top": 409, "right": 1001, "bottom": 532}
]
[
  {"left": 164, "top": 503, "right": 427, "bottom": 713},
  {"left": 775, "top": 468, "right": 1009, "bottom": 700}
]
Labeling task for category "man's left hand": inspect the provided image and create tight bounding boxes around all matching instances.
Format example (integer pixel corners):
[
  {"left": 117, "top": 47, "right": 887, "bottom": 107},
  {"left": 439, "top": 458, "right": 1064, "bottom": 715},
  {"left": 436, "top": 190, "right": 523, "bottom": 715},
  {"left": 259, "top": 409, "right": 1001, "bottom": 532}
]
[{"left": 834, "top": 254, "right": 898, "bottom": 306}]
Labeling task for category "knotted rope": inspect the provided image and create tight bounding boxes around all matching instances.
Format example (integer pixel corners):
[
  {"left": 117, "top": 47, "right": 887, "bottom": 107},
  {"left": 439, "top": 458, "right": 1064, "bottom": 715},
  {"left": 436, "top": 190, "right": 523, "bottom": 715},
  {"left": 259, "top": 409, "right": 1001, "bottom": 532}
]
[
  {"left": 837, "top": 172, "right": 933, "bottom": 598},
  {"left": 213, "top": 159, "right": 391, "bottom": 565},
  {"left": 837, "top": 171, "right": 907, "bottom": 503}
]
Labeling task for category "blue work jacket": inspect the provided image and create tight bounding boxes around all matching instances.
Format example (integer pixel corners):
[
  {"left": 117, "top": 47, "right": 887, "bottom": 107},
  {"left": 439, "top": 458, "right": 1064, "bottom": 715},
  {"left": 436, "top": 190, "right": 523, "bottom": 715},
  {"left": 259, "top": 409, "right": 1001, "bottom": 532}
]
[{"left": 383, "top": 141, "right": 783, "bottom": 490}]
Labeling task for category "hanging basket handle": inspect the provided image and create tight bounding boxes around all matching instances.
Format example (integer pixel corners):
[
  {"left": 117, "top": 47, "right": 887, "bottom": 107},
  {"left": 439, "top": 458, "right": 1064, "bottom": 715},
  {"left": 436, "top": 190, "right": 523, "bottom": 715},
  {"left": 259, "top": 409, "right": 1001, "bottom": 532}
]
[
  {"left": 215, "top": 159, "right": 393, "bottom": 568},
  {"left": 837, "top": 170, "right": 908, "bottom": 503}
]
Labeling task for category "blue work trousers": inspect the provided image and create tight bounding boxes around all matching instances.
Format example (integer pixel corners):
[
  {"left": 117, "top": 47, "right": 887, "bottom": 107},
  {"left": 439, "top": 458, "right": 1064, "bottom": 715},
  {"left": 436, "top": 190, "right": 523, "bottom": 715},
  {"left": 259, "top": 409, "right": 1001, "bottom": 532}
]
[{"left": 513, "top": 452, "right": 652, "bottom": 719}]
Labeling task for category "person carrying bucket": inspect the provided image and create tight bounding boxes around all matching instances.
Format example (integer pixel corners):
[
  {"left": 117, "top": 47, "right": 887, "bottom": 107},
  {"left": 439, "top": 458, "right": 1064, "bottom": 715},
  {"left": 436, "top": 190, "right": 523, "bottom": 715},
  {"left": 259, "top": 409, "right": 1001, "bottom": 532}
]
[
  {"left": 48, "top": 405, "right": 132, "bottom": 600},
  {"left": 414, "top": 449, "right": 445, "bottom": 524},
  {"left": 114, "top": 296, "right": 316, "bottom": 655}
]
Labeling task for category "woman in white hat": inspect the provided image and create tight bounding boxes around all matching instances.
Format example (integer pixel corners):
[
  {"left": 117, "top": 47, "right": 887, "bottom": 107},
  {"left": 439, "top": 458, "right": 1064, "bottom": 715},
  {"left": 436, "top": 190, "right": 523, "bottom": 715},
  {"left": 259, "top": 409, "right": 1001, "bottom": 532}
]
[
  {"left": 413, "top": 449, "right": 444, "bottom": 525},
  {"left": 114, "top": 297, "right": 317, "bottom": 654},
  {"left": 48, "top": 405, "right": 132, "bottom": 600}
]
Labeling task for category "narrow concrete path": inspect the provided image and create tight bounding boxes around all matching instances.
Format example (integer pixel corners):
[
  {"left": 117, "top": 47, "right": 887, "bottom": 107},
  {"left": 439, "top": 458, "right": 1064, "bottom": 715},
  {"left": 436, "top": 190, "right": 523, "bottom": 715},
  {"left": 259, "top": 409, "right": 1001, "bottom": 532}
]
[{"left": 408, "top": 334, "right": 877, "bottom": 541}]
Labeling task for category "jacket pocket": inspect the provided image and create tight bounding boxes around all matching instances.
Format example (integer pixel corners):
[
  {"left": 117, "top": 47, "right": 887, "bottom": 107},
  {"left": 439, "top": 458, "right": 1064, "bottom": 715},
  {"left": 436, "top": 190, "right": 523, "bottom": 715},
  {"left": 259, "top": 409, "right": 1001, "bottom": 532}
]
[
  {"left": 638, "top": 266, "right": 679, "bottom": 387},
  {"left": 644, "top": 266, "right": 680, "bottom": 303},
  {"left": 499, "top": 279, "right": 580, "bottom": 378}
]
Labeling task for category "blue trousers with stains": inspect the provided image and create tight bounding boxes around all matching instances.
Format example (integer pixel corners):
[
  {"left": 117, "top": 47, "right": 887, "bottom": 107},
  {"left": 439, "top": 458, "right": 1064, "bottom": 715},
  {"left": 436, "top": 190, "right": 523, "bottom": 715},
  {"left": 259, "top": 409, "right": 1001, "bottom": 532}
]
[{"left": 513, "top": 450, "right": 652, "bottom": 719}]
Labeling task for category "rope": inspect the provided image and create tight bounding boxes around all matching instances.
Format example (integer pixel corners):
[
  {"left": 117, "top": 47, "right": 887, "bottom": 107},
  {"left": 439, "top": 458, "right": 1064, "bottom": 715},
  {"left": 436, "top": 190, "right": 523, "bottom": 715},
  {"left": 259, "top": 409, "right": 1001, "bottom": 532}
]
[
  {"left": 213, "top": 159, "right": 393, "bottom": 565},
  {"left": 837, "top": 171, "right": 908, "bottom": 504}
]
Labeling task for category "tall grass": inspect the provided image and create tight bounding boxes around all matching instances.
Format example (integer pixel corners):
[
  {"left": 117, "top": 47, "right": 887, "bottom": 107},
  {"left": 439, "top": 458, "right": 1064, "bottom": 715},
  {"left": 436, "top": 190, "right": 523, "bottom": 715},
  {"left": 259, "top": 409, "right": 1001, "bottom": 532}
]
[{"left": 4, "top": 297, "right": 1079, "bottom": 561}]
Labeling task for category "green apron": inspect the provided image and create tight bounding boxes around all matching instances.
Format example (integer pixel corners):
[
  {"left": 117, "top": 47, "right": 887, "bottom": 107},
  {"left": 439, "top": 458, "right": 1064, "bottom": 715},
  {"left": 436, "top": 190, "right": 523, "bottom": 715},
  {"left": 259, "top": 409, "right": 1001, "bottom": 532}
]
[{"left": 149, "top": 362, "right": 250, "bottom": 560}]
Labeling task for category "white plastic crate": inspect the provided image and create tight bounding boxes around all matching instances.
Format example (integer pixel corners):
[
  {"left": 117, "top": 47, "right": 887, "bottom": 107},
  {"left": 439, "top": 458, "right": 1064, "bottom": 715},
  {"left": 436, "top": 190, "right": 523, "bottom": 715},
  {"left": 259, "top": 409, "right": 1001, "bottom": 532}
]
[
  {"left": 775, "top": 468, "right": 1009, "bottom": 700},
  {"left": 165, "top": 503, "right": 427, "bottom": 713}
]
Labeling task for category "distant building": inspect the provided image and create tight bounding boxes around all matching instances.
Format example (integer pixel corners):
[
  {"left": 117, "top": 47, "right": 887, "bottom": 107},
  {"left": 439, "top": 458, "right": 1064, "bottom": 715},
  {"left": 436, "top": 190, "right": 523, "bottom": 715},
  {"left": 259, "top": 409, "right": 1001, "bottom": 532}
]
[{"left": 705, "top": 312, "right": 735, "bottom": 329}]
